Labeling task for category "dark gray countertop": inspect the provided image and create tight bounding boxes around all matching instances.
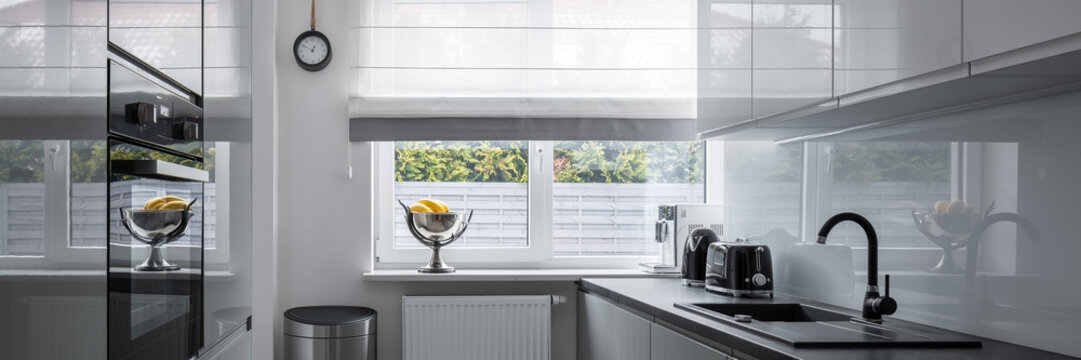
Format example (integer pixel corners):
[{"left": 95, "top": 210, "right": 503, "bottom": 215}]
[{"left": 580, "top": 278, "right": 1076, "bottom": 360}]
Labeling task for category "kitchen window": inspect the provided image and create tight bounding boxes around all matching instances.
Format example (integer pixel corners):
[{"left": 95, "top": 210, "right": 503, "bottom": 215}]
[{"left": 374, "top": 140, "right": 705, "bottom": 268}]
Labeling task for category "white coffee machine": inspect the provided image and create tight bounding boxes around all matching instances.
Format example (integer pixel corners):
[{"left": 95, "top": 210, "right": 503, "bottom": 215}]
[{"left": 640, "top": 204, "right": 724, "bottom": 273}]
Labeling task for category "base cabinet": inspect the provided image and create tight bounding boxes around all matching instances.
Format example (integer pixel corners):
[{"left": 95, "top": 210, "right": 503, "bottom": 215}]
[
  {"left": 579, "top": 291, "right": 740, "bottom": 360},
  {"left": 578, "top": 292, "right": 651, "bottom": 360},
  {"left": 651, "top": 323, "right": 733, "bottom": 360}
]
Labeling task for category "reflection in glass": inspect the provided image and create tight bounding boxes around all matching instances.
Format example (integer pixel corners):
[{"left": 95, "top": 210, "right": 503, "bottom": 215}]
[
  {"left": 722, "top": 141, "right": 803, "bottom": 240},
  {"left": 825, "top": 142, "right": 951, "bottom": 249},
  {"left": 71, "top": 140, "right": 107, "bottom": 248},
  {"left": 0, "top": 140, "right": 46, "bottom": 256},
  {"left": 715, "top": 93, "right": 1081, "bottom": 357},
  {"left": 1, "top": 0, "right": 108, "bottom": 359}
]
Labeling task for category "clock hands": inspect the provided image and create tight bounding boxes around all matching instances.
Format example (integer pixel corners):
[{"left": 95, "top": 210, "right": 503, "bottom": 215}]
[{"left": 294, "top": 29, "right": 330, "bottom": 71}]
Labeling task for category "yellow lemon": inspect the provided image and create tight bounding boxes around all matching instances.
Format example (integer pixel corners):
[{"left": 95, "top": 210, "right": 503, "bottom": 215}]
[
  {"left": 933, "top": 200, "right": 949, "bottom": 214},
  {"left": 432, "top": 199, "right": 449, "bottom": 212},
  {"left": 409, "top": 203, "right": 433, "bottom": 213},
  {"left": 416, "top": 199, "right": 447, "bottom": 213},
  {"left": 145, "top": 197, "right": 167, "bottom": 210},
  {"left": 947, "top": 200, "right": 966, "bottom": 214},
  {"left": 160, "top": 200, "right": 189, "bottom": 210}
]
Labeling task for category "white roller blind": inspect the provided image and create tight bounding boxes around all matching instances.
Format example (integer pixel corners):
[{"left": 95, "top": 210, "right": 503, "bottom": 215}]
[{"left": 349, "top": 0, "right": 698, "bottom": 141}]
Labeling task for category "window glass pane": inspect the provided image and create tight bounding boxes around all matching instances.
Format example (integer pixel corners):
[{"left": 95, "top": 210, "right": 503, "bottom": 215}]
[
  {"left": 70, "top": 140, "right": 107, "bottom": 248},
  {"left": 552, "top": 141, "right": 704, "bottom": 256},
  {"left": 394, "top": 141, "right": 528, "bottom": 249},
  {"left": 0, "top": 140, "right": 45, "bottom": 256},
  {"left": 723, "top": 141, "right": 803, "bottom": 242},
  {"left": 825, "top": 142, "right": 951, "bottom": 248}
]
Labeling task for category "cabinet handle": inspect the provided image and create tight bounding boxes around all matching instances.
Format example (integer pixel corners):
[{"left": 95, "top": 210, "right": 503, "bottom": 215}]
[{"left": 111, "top": 160, "right": 209, "bottom": 182}]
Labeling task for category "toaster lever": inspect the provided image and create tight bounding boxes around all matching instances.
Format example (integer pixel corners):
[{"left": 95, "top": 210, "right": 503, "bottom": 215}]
[{"left": 754, "top": 247, "right": 763, "bottom": 272}]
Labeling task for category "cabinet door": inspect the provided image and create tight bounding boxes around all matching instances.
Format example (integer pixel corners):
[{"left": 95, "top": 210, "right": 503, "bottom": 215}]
[
  {"left": 833, "top": 0, "right": 962, "bottom": 95},
  {"left": 752, "top": 0, "right": 833, "bottom": 118},
  {"left": 578, "top": 292, "right": 651, "bottom": 360},
  {"left": 697, "top": 0, "right": 753, "bottom": 133},
  {"left": 207, "top": 331, "right": 251, "bottom": 360},
  {"left": 109, "top": 0, "right": 203, "bottom": 93},
  {"left": 964, "top": 0, "right": 1081, "bottom": 62},
  {"left": 202, "top": 0, "right": 253, "bottom": 350},
  {"left": 650, "top": 323, "right": 731, "bottom": 360}
]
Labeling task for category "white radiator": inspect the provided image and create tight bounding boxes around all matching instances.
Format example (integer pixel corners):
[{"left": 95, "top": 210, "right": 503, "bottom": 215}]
[
  {"left": 402, "top": 295, "right": 564, "bottom": 360},
  {"left": 26, "top": 296, "right": 106, "bottom": 360}
]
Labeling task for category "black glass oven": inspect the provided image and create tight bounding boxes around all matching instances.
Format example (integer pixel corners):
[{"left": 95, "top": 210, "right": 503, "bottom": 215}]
[{"left": 107, "top": 47, "right": 206, "bottom": 360}]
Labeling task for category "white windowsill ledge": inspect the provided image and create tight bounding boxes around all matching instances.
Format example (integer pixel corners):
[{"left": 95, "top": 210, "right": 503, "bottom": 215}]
[
  {"left": 0, "top": 269, "right": 236, "bottom": 279},
  {"left": 363, "top": 268, "right": 679, "bottom": 282}
]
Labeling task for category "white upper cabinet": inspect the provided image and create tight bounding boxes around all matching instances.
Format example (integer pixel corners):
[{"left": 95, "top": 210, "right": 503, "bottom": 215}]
[
  {"left": 833, "top": 0, "right": 962, "bottom": 96},
  {"left": 751, "top": 0, "right": 833, "bottom": 118},
  {"left": 964, "top": 0, "right": 1081, "bottom": 62},
  {"left": 696, "top": 0, "right": 753, "bottom": 134}
]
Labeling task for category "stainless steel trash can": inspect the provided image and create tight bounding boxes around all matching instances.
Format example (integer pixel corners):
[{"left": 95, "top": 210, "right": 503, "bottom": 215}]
[{"left": 285, "top": 306, "right": 376, "bottom": 360}]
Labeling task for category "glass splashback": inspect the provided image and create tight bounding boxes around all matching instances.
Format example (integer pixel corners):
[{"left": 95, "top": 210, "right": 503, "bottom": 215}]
[{"left": 720, "top": 90, "right": 1081, "bottom": 357}]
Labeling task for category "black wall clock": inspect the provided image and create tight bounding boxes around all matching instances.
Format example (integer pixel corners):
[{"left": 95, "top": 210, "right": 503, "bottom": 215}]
[{"left": 294, "top": 0, "right": 332, "bottom": 72}]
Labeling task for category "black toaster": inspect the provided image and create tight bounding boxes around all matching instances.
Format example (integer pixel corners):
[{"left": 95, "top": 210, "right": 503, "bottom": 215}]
[{"left": 705, "top": 239, "right": 773, "bottom": 297}]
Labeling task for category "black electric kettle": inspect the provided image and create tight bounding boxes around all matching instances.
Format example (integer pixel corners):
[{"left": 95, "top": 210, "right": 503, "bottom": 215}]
[{"left": 682, "top": 228, "right": 721, "bottom": 286}]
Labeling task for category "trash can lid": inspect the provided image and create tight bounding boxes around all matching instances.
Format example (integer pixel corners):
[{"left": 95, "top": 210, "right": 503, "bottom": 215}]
[{"left": 284, "top": 306, "right": 376, "bottom": 338}]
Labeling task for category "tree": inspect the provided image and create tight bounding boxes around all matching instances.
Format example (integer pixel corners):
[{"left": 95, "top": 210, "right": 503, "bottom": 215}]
[
  {"left": 394, "top": 141, "right": 704, "bottom": 184},
  {"left": 0, "top": 140, "right": 44, "bottom": 182}
]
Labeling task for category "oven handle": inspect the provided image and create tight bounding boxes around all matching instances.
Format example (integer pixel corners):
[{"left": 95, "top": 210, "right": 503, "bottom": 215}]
[{"left": 111, "top": 159, "right": 210, "bottom": 182}]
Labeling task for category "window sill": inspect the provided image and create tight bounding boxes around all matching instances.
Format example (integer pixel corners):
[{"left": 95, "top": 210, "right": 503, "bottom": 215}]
[
  {"left": 0, "top": 269, "right": 236, "bottom": 279},
  {"left": 362, "top": 268, "right": 678, "bottom": 282}
]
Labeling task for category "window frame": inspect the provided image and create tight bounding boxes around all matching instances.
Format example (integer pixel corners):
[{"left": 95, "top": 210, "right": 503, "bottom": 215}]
[{"left": 373, "top": 141, "right": 696, "bottom": 269}]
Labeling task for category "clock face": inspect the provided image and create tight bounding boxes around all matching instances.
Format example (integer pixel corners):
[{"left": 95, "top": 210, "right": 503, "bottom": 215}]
[
  {"left": 296, "top": 35, "right": 329, "bottom": 65},
  {"left": 293, "top": 29, "right": 332, "bottom": 71}
]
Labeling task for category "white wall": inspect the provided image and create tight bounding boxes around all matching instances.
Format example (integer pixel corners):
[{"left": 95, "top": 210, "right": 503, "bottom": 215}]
[{"left": 268, "top": 1, "right": 579, "bottom": 359}]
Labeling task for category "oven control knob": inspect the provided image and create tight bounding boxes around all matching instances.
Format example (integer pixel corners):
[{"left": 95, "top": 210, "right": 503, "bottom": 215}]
[
  {"left": 126, "top": 102, "right": 157, "bottom": 125},
  {"left": 752, "top": 273, "right": 768, "bottom": 286},
  {"left": 173, "top": 121, "right": 200, "bottom": 141}
]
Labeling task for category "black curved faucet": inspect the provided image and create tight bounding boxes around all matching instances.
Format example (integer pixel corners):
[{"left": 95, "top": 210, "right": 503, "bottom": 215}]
[{"left": 817, "top": 212, "right": 897, "bottom": 323}]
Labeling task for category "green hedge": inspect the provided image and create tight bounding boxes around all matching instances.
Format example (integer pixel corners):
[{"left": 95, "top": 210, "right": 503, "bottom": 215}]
[{"left": 395, "top": 141, "right": 704, "bottom": 184}]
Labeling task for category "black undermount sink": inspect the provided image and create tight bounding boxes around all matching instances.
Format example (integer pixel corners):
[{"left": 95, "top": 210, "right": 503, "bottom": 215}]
[
  {"left": 689, "top": 303, "right": 852, "bottom": 322},
  {"left": 676, "top": 302, "right": 982, "bottom": 349}
]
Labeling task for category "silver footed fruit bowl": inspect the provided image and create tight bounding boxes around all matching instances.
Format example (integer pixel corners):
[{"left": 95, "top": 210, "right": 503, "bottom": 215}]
[
  {"left": 398, "top": 200, "right": 473, "bottom": 273},
  {"left": 119, "top": 199, "right": 197, "bottom": 271}
]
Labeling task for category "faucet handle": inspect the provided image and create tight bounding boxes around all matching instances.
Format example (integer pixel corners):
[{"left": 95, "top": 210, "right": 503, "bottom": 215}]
[
  {"left": 884, "top": 274, "right": 890, "bottom": 297},
  {"left": 873, "top": 274, "right": 897, "bottom": 316}
]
